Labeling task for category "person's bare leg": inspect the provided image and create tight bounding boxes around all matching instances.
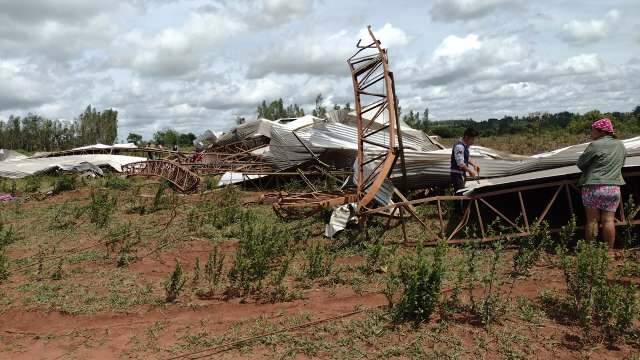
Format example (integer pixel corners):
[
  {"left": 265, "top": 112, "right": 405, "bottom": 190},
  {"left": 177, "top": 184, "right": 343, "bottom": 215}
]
[
  {"left": 600, "top": 210, "right": 616, "bottom": 249},
  {"left": 584, "top": 207, "right": 600, "bottom": 242}
]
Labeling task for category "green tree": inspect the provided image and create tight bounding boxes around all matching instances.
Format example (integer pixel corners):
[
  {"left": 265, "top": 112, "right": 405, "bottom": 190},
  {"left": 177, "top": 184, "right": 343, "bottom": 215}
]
[
  {"left": 311, "top": 94, "right": 327, "bottom": 119},
  {"left": 126, "top": 133, "right": 143, "bottom": 145},
  {"left": 257, "top": 99, "right": 304, "bottom": 120}
]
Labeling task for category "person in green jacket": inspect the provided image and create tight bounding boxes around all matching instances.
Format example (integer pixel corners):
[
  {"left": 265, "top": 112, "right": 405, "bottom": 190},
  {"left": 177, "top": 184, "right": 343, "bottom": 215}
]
[{"left": 577, "top": 118, "right": 627, "bottom": 249}]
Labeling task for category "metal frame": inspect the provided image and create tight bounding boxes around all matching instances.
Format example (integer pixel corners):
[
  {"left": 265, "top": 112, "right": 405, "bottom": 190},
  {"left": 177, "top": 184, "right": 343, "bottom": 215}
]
[
  {"left": 122, "top": 160, "right": 200, "bottom": 193},
  {"left": 272, "top": 192, "right": 357, "bottom": 219},
  {"left": 347, "top": 25, "right": 403, "bottom": 213},
  {"left": 366, "top": 173, "right": 640, "bottom": 244}
]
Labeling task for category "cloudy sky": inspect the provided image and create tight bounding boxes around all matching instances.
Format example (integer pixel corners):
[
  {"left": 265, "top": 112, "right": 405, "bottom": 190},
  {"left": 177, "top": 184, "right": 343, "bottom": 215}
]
[{"left": 1, "top": 0, "right": 639, "bottom": 139}]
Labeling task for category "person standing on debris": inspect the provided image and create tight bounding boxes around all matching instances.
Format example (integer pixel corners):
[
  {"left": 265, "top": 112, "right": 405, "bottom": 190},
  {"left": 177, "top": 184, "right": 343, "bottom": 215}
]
[
  {"left": 577, "top": 118, "right": 627, "bottom": 250},
  {"left": 450, "top": 127, "right": 481, "bottom": 193}
]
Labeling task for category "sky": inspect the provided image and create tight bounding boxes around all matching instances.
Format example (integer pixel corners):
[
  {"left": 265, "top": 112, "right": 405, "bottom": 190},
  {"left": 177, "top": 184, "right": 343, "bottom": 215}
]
[{"left": 0, "top": 0, "right": 639, "bottom": 140}]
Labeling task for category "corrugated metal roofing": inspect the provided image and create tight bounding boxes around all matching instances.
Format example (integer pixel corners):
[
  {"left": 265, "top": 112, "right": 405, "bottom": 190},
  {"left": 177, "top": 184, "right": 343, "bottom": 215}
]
[{"left": 463, "top": 155, "right": 640, "bottom": 194}]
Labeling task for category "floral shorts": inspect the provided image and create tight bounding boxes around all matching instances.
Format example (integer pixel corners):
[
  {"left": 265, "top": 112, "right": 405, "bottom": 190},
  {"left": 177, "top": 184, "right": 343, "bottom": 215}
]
[{"left": 581, "top": 185, "right": 621, "bottom": 213}]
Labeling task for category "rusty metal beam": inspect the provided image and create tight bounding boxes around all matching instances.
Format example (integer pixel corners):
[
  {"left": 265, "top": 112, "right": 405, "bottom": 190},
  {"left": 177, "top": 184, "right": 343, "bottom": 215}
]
[{"left": 122, "top": 160, "right": 200, "bottom": 193}]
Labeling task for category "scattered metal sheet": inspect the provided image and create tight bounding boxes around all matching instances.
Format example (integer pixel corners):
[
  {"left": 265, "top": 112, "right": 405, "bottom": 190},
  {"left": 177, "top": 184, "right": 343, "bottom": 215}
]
[{"left": 0, "top": 154, "right": 146, "bottom": 179}]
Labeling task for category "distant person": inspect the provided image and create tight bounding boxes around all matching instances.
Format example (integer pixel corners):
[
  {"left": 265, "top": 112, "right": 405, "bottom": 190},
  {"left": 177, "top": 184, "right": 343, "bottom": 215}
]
[
  {"left": 147, "top": 143, "right": 156, "bottom": 160},
  {"left": 173, "top": 144, "right": 178, "bottom": 152},
  {"left": 450, "top": 127, "right": 481, "bottom": 193},
  {"left": 577, "top": 118, "right": 627, "bottom": 250}
]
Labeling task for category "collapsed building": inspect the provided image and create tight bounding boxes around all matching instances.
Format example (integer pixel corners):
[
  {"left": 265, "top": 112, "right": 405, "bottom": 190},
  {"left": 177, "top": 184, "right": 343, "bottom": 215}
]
[{"left": 2, "top": 26, "right": 639, "bottom": 243}]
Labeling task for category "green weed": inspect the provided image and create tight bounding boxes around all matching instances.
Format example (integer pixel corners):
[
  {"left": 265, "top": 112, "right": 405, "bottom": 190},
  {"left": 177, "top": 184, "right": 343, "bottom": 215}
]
[
  {"left": 557, "top": 240, "right": 638, "bottom": 342},
  {"left": 593, "top": 282, "right": 638, "bottom": 341},
  {"left": 52, "top": 175, "right": 76, "bottom": 194},
  {"left": 165, "top": 260, "right": 187, "bottom": 303},
  {"left": 621, "top": 196, "right": 640, "bottom": 248},
  {"left": 363, "top": 241, "right": 397, "bottom": 274},
  {"left": 0, "top": 250, "right": 9, "bottom": 282},
  {"left": 227, "top": 215, "right": 291, "bottom": 296},
  {"left": 0, "top": 221, "right": 18, "bottom": 249},
  {"left": 104, "top": 175, "right": 132, "bottom": 190},
  {"left": 48, "top": 202, "right": 83, "bottom": 230},
  {"left": 88, "top": 191, "right": 117, "bottom": 228},
  {"left": 23, "top": 176, "right": 41, "bottom": 193},
  {"left": 192, "top": 257, "right": 201, "bottom": 287},
  {"left": 204, "top": 246, "right": 225, "bottom": 295},
  {"left": 268, "top": 257, "right": 292, "bottom": 302},
  {"left": 51, "top": 259, "right": 64, "bottom": 281},
  {"left": 513, "top": 222, "right": 551, "bottom": 276},
  {"left": 304, "top": 242, "right": 335, "bottom": 279},
  {"left": 389, "top": 240, "right": 447, "bottom": 325}
]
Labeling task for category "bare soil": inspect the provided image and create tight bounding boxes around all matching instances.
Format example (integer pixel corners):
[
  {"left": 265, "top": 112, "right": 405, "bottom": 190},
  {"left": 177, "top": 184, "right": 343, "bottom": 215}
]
[{"left": 1, "top": 182, "right": 639, "bottom": 359}]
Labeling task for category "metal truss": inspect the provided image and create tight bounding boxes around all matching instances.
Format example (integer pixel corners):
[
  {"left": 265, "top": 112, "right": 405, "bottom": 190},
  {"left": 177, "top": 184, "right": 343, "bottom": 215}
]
[
  {"left": 122, "top": 160, "right": 200, "bottom": 193},
  {"left": 348, "top": 26, "right": 406, "bottom": 214},
  {"left": 367, "top": 172, "right": 640, "bottom": 244}
]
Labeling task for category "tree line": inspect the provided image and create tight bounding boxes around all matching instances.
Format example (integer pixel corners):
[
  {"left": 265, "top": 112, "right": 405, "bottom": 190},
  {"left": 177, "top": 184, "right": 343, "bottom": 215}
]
[
  {"left": 402, "top": 106, "right": 640, "bottom": 138},
  {"left": 0, "top": 106, "right": 118, "bottom": 152},
  {"left": 256, "top": 94, "right": 352, "bottom": 121}
]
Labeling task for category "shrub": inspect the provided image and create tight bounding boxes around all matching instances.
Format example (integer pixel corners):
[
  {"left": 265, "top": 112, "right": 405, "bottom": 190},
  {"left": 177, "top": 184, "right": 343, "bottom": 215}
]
[
  {"left": 304, "top": 242, "right": 335, "bottom": 279},
  {"left": 165, "top": 260, "right": 187, "bottom": 303},
  {"left": 593, "top": 282, "right": 638, "bottom": 341},
  {"left": 192, "top": 257, "right": 201, "bottom": 286},
  {"left": 621, "top": 196, "right": 640, "bottom": 248},
  {"left": 117, "top": 237, "right": 138, "bottom": 267},
  {"left": 0, "top": 250, "right": 9, "bottom": 282},
  {"left": 363, "top": 241, "right": 397, "bottom": 274},
  {"left": 48, "top": 202, "right": 83, "bottom": 230},
  {"left": 210, "top": 204, "right": 244, "bottom": 230},
  {"left": 558, "top": 215, "right": 577, "bottom": 250},
  {"left": 205, "top": 246, "right": 225, "bottom": 295},
  {"left": 0, "top": 221, "right": 18, "bottom": 249},
  {"left": 217, "top": 185, "right": 241, "bottom": 207},
  {"left": 269, "top": 257, "right": 292, "bottom": 302},
  {"left": 390, "top": 240, "right": 447, "bottom": 325},
  {"left": 461, "top": 238, "right": 482, "bottom": 312},
  {"left": 88, "top": 191, "right": 117, "bottom": 228},
  {"left": 203, "top": 177, "right": 217, "bottom": 191},
  {"left": 152, "top": 180, "right": 173, "bottom": 211},
  {"left": 558, "top": 240, "right": 609, "bottom": 328},
  {"left": 53, "top": 175, "right": 76, "bottom": 194},
  {"left": 51, "top": 259, "right": 64, "bottom": 280},
  {"left": 104, "top": 175, "right": 131, "bottom": 190},
  {"left": 228, "top": 216, "right": 291, "bottom": 296},
  {"left": 557, "top": 240, "right": 638, "bottom": 341},
  {"left": 450, "top": 227, "right": 508, "bottom": 327},
  {"left": 479, "top": 240, "right": 506, "bottom": 326},
  {"left": 513, "top": 221, "right": 551, "bottom": 276},
  {"left": 23, "top": 176, "right": 41, "bottom": 193}
]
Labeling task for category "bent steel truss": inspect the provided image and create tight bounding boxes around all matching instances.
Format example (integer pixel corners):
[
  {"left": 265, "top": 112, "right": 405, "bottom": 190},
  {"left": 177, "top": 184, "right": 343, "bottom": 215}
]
[
  {"left": 122, "top": 160, "right": 200, "bottom": 193},
  {"left": 348, "top": 25, "right": 406, "bottom": 215},
  {"left": 366, "top": 172, "right": 640, "bottom": 244}
]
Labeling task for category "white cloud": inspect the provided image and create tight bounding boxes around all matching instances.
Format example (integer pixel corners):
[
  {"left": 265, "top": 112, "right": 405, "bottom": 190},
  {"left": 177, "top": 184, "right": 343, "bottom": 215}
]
[
  {"left": 199, "top": 78, "right": 289, "bottom": 111},
  {"left": 261, "top": 0, "right": 314, "bottom": 24},
  {"left": 115, "top": 11, "right": 248, "bottom": 77},
  {"left": 248, "top": 24, "right": 409, "bottom": 78},
  {"left": 413, "top": 33, "right": 529, "bottom": 86},
  {"left": 113, "top": 0, "right": 314, "bottom": 78},
  {"left": 358, "top": 23, "right": 410, "bottom": 48},
  {"left": 560, "top": 9, "right": 620, "bottom": 45},
  {"left": 0, "top": 0, "right": 638, "bottom": 138},
  {"left": 0, "top": 61, "right": 52, "bottom": 110},
  {"left": 430, "top": 0, "right": 521, "bottom": 22},
  {"left": 559, "top": 54, "right": 604, "bottom": 74}
]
